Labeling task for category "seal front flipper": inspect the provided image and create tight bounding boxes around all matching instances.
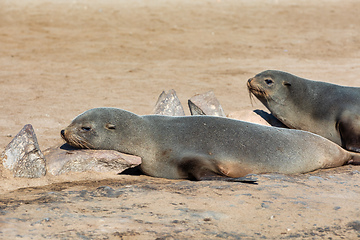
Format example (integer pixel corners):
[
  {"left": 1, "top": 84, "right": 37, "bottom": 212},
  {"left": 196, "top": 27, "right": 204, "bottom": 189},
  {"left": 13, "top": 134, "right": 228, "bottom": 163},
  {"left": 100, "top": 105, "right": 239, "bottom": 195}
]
[
  {"left": 336, "top": 112, "right": 360, "bottom": 152},
  {"left": 220, "top": 175, "right": 258, "bottom": 184},
  {"left": 178, "top": 156, "right": 257, "bottom": 183},
  {"left": 200, "top": 175, "right": 258, "bottom": 184}
]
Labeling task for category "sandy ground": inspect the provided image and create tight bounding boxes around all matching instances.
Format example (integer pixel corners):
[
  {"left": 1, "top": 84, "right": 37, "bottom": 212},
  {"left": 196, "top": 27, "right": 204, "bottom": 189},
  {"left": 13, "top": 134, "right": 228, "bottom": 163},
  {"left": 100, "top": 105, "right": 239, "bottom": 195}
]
[{"left": 1, "top": 0, "right": 360, "bottom": 239}]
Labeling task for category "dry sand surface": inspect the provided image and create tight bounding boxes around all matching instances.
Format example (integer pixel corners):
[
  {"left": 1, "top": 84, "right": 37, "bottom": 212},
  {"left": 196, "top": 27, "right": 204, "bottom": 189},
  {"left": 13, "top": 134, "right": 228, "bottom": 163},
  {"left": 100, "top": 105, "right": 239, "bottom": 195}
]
[{"left": 1, "top": 0, "right": 360, "bottom": 239}]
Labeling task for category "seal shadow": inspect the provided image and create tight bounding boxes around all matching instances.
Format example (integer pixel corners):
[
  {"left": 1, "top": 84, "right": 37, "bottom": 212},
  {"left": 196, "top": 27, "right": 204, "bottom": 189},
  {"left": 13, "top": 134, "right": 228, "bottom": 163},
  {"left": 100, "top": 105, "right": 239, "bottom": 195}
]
[
  {"left": 59, "top": 143, "right": 81, "bottom": 150},
  {"left": 253, "top": 109, "right": 288, "bottom": 128},
  {"left": 118, "top": 166, "right": 144, "bottom": 176}
]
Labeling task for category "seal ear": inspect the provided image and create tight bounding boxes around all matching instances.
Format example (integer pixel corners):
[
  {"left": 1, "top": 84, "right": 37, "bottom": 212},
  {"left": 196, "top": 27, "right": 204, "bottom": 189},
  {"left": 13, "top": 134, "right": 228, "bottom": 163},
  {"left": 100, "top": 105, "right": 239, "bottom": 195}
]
[
  {"left": 283, "top": 81, "right": 291, "bottom": 87},
  {"left": 105, "top": 123, "right": 116, "bottom": 130}
]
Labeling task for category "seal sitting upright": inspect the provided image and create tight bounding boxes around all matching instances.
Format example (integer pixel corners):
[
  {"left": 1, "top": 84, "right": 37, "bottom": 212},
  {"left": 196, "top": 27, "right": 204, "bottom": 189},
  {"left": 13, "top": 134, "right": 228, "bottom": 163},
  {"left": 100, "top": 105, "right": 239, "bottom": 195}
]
[
  {"left": 61, "top": 108, "right": 360, "bottom": 181},
  {"left": 248, "top": 70, "right": 360, "bottom": 152}
]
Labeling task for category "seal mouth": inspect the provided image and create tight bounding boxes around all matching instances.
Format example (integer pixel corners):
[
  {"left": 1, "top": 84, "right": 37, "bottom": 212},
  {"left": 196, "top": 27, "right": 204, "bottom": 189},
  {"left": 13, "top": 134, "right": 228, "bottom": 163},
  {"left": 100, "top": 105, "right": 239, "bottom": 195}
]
[{"left": 61, "top": 129, "right": 94, "bottom": 149}]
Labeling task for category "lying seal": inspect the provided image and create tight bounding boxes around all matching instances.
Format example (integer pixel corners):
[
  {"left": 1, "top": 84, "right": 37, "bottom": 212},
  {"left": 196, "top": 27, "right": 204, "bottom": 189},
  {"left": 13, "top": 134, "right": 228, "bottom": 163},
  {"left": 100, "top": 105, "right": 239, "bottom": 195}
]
[
  {"left": 248, "top": 70, "right": 360, "bottom": 152},
  {"left": 61, "top": 108, "right": 360, "bottom": 181}
]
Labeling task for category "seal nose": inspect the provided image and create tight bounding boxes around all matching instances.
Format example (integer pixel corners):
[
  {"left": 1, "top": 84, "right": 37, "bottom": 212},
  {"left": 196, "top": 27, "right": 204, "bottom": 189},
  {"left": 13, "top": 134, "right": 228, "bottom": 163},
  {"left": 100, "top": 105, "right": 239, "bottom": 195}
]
[{"left": 61, "top": 129, "right": 65, "bottom": 138}]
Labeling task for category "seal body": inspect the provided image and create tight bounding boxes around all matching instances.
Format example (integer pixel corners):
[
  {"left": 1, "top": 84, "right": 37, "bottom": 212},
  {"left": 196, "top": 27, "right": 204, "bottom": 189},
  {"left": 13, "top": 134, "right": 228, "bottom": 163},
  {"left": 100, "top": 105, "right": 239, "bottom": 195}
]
[
  {"left": 248, "top": 70, "right": 360, "bottom": 152},
  {"left": 61, "top": 108, "right": 359, "bottom": 180}
]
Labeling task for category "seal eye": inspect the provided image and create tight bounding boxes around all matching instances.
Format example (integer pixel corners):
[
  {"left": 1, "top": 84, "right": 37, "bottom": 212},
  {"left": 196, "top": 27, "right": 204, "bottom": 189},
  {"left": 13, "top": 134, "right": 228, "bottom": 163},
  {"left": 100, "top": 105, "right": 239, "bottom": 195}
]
[
  {"left": 105, "top": 123, "right": 116, "bottom": 130},
  {"left": 265, "top": 79, "right": 273, "bottom": 85},
  {"left": 81, "top": 126, "right": 92, "bottom": 132}
]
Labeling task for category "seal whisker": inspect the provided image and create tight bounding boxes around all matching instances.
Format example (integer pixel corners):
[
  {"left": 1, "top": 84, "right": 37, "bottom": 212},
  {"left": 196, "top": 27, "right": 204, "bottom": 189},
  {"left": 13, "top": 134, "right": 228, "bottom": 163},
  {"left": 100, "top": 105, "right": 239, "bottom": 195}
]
[
  {"left": 66, "top": 133, "right": 94, "bottom": 149},
  {"left": 247, "top": 82, "right": 272, "bottom": 103},
  {"left": 247, "top": 86, "right": 255, "bottom": 107},
  {"left": 68, "top": 134, "right": 81, "bottom": 148},
  {"left": 74, "top": 135, "right": 94, "bottom": 149}
]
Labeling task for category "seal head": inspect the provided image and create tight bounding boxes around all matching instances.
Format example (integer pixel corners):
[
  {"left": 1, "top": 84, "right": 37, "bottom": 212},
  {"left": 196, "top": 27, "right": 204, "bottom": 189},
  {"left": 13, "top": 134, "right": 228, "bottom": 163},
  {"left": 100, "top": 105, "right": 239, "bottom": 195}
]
[
  {"left": 247, "top": 70, "right": 293, "bottom": 107},
  {"left": 247, "top": 70, "right": 306, "bottom": 129},
  {"left": 61, "top": 108, "right": 147, "bottom": 156}
]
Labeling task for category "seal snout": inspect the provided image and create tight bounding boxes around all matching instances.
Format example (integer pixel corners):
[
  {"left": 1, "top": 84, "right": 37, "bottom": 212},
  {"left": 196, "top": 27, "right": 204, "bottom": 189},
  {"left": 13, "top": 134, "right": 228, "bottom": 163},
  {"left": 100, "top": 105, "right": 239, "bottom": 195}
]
[
  {"left": 247, "top": 78, "right": 257, "bottom": 89},
  {"left": 247, "top": 78, "right": 255, "bottom": 91},
  {"left": 60, "top": 129, "right": 66, "bottom": 140}
]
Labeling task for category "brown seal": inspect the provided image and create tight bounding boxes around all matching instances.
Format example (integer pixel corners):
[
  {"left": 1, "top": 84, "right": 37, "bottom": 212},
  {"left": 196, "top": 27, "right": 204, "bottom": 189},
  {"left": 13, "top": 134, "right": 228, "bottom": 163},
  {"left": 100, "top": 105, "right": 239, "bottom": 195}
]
[
  {"left": 61, "top": 108, "right": 360, "bottom": 181},
  {"left": 248, "top": 70, "right": 360, "bottom": 152}
]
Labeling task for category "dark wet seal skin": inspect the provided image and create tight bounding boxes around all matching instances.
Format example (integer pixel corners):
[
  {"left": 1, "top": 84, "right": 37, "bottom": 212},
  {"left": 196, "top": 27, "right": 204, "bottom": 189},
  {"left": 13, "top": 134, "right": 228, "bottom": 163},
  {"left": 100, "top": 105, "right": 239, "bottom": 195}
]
[
  {"left": 62, "top": 108, "right": 360, "bottom": 183},
  {"left": 248, "top": 70, "right": 360, "bottom": 153}
]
